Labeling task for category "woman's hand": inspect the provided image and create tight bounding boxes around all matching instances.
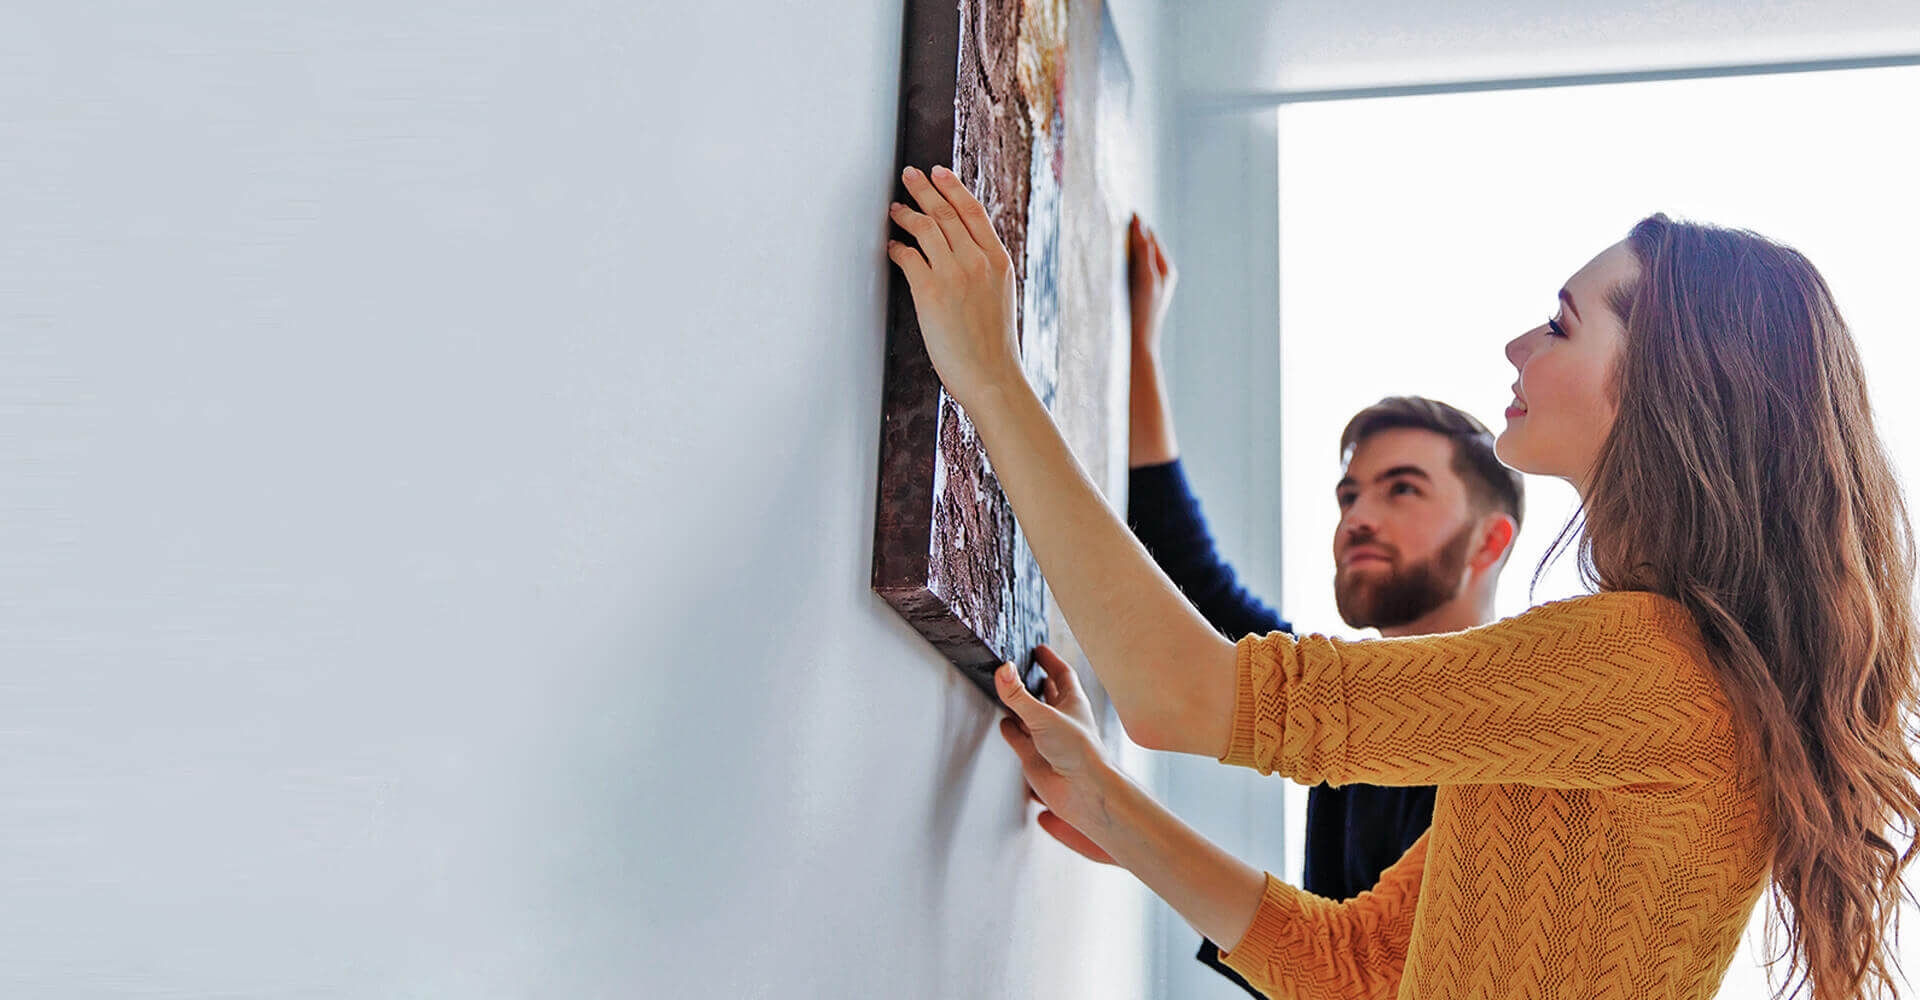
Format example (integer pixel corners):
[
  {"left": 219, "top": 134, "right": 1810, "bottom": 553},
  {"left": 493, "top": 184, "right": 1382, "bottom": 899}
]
[
  {"left": 1128, "top": 213, "right": 1177, "bottom": 353},
  {"left": 886, "top": 165, "right": 1025, "bottom": 409},
  {"left": 997, "top": 644, "right": 1123, "bottom": 864}
]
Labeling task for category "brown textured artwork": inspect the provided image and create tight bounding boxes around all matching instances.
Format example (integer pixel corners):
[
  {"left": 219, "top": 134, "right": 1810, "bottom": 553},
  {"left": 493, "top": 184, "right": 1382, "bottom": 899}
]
[{"left": 874, "top": 0, "right": 1137, "bottom": 701}]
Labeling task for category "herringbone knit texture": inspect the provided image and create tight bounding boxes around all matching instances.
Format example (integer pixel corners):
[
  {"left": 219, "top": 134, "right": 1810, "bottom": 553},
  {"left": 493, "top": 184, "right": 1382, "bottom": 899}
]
[{"left": 1215, "top": 591, "right": 1774, "bottom": 999}]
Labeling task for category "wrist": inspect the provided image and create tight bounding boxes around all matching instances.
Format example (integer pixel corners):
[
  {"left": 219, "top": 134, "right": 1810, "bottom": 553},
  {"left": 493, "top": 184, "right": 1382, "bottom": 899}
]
[
  {"left": 962, "top": 367, "right": 1038, "bottom": 421},
  {"left": 1081, "top": 757, "right": 1144, "bottom": 854}
]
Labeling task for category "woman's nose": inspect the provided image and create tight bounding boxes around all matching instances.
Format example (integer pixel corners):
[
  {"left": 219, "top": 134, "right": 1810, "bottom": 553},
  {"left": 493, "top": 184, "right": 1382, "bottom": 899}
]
[{"left": 1505, "top": 329, "right": 1532, "bottom": 371}]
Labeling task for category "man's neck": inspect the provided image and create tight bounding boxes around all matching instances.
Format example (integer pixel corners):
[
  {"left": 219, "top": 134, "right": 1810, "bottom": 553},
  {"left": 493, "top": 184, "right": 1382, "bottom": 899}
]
[{"left": 1377, "top": 593, "right": 1496, "bottom": 638}]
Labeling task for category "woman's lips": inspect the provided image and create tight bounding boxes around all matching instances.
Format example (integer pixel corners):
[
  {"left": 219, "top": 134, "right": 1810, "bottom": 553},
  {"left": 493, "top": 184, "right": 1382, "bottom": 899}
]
[{"left": 1505, "top": 405, "right": 1527, "bottom": 419}]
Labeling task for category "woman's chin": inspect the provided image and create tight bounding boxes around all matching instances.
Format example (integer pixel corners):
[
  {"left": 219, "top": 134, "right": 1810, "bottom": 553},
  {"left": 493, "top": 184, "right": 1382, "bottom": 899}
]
[{"left": 1493, "top": 426, "right": 1533, "bottom": 473}]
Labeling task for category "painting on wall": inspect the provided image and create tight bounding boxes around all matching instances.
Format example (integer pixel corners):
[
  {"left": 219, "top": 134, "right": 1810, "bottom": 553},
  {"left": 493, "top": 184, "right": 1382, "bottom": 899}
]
[{"left": 873, "top": 0, "right": 1139, "bottom": 701}]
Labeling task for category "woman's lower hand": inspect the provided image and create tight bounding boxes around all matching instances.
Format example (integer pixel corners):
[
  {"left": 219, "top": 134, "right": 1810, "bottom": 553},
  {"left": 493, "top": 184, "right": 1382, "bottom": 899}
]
[
  {"left": 886, "top": 165, "right": 1025, "bottom": 410},
  {"left": 997, "top": 644, "right": 1123, "bottom": 864}
]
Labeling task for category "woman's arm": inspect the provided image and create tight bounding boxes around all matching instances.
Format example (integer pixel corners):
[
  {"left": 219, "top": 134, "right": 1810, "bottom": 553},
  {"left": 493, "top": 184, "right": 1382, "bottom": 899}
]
[
  {"left": 971, "top": 383, "right": 1238, "bottom": 754},
  {"left": 1103, "top": 771, "right": 1425, "bottom": 1000},
  {"left": 996, "top": 661, "right": 1422, "bottom": 1000},
  {"left": 1223, "top": 591, "right": 1741, "bottom": 788},
  {"left": 888, "top": 166, "right": 1237, "bottom": 756},
  {"left": 1086, "top": 755, "right": 1269, "bottom": 950}
]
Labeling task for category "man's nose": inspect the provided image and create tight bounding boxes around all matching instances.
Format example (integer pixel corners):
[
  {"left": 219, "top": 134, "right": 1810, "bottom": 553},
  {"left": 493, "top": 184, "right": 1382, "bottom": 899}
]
[{"left": 1340, "top": 507, "right": 1381, "bottom": 543}]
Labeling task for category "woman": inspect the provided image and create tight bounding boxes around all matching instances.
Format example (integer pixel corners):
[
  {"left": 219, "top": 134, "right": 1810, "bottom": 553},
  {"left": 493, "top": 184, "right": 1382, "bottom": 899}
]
[{"left": 885, "top": 165, "right": 1919, "bottom": 999}]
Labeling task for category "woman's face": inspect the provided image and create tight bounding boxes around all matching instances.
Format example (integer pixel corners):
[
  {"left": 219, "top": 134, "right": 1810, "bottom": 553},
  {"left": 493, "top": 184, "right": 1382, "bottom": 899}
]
[{"left": 1496, "top": 240, "right": 1638, "bottom": 495}]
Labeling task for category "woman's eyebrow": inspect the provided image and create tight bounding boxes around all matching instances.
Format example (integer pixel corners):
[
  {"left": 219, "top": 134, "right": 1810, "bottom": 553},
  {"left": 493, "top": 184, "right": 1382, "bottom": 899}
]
[{"left": 1559, "top": 287, "right": 1582, "bottom": 323}]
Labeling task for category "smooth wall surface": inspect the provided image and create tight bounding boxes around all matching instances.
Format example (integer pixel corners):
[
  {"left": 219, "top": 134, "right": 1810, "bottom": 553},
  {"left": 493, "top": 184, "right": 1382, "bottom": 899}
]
[{"left": 2, "top": 3, "right": 1172, "bottom": 996}]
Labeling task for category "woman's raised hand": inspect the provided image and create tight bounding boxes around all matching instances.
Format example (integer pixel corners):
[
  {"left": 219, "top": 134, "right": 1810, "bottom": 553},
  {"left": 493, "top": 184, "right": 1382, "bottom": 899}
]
[{"left": 886, "top": 165, "right": 1025, "bottom": 409}]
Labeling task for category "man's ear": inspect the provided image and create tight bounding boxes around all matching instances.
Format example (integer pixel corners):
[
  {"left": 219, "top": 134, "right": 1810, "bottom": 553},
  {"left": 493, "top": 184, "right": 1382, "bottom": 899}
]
[{"left": 1469, "top": 512, "right": 1518, "bottom": 573}]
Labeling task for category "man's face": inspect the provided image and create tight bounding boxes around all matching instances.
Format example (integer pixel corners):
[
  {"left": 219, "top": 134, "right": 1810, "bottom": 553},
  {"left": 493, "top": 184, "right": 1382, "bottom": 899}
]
[{"left": 1332, "top": 427, "right": 1480, "bottom": 630}]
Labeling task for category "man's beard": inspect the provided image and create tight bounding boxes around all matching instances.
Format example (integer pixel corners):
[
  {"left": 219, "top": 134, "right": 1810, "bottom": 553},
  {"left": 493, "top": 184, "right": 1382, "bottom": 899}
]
[{"left": 1334, "top": 520, "right": 1477, "bottom": 630}]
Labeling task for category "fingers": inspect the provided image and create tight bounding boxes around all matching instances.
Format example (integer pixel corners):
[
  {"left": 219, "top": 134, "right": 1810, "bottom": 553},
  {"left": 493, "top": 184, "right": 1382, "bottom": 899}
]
[
  {"left": 994, "top": 661, "right": 1042, "bottom": 722},
  {"left": 901, "top": 166, "right": 975, "bottom": 262},
  {"left": 999, "top": 715, "right": 1047, "bottom": 774},
  {"left": 1032, "top": 644, "right": 1081, "bottom": 700},
  {"left": 886, "top": 239, "right": 931, "bottom": 286},
  {"left": 889, "top": 199, "right": 950, "bottom": 262},
  {"left": 927, "top": 165, "right": 1006, "bottom": 261},
  {"left": 999, "top": 660, "right": 1082, "bottom": 749}
]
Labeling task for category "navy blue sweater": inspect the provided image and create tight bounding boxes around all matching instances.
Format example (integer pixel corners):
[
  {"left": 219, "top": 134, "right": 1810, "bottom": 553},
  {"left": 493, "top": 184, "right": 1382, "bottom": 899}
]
[{"left": 1126, "top": 459, "right": 1437, "bottom": 996}]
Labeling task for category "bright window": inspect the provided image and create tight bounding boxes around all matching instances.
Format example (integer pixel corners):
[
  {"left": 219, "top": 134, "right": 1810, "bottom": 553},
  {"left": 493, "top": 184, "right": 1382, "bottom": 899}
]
[{"left": 1277, "top": 65, "right": 1920, "bottom": 994}]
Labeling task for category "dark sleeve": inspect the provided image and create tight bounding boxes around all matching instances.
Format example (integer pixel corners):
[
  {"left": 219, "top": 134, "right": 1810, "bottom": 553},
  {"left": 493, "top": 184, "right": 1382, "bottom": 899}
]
[
  {"left": 1127, "top": 459, "right": 1290, "bottom": 640},
  {"left": 1196, "top": 938, "right": 1269, "bottom": 1000}
]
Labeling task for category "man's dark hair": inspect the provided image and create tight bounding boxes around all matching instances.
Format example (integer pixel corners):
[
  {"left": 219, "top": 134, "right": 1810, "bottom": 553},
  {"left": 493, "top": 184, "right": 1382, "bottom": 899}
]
[{"left": 1338, "top": 396, "right": 1525, "bottom": 527}]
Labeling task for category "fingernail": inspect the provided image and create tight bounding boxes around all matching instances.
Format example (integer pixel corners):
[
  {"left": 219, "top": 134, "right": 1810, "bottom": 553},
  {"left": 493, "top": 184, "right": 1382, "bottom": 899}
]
[{"left": 933, "top": 165, "right": 950, "bottom": 178}]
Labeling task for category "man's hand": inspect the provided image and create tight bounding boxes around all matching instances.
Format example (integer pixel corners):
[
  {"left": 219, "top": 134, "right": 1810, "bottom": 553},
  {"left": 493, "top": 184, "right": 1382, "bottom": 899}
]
[
  {"left": 1128, "top": 213, "right": 1177, "bottom": 354},
  {"left": 1127, "top": 214, "right": 1180, "bottom": 466}
]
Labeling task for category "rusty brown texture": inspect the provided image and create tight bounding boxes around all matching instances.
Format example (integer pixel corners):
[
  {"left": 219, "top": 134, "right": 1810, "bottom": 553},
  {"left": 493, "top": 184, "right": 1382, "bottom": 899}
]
[{"left": 874, "top": 0, "right": 1111, "bottom": 706}]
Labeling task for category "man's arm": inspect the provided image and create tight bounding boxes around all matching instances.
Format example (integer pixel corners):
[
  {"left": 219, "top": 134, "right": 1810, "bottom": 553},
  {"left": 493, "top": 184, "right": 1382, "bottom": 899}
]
[
  {"left": 1129, "top": 461, "right": 1290, "bottom": 640},
  {"left": 1124, "top": 216, "right": 1288, "bottom": 642},
  {"left": 1126, "top": 213, "right": 1179, "bottom": 469}
]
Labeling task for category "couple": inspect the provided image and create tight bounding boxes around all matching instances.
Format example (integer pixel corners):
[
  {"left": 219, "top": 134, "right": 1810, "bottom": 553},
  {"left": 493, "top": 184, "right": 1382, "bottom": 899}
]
[
  {"left": 1121, "top": 211, "right": 1523, "bottom": 996},
  {"left": 885, "top": 164, "right": 1919, "bottom": 1000}
]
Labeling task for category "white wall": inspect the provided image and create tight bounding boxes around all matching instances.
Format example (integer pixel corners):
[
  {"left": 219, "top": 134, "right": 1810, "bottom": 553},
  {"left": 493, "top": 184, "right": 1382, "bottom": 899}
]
[{"left": 1, "top": 3, "right": 1174, "bottom": 996}]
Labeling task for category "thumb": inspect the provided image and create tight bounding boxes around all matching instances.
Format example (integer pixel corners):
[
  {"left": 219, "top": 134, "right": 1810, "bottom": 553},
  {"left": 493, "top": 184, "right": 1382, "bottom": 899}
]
[{"left": 995, "top": 662, "right": 1047, "bottom": 727}]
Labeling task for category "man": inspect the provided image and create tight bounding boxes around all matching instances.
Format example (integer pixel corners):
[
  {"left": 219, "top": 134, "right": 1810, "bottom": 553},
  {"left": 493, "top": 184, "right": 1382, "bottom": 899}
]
[{"left": 1120, "top": 215, "right": 1525, "bottom": 994}]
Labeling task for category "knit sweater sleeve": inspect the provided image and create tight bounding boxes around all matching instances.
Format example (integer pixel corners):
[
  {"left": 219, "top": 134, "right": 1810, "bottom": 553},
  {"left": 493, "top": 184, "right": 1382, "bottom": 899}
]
[
  {"left": 1217, "top": 829, "right": 1428, "bottom": 1000},
  {"left": 1219, "top": 592, "right": 1739, "bottom": 789}
]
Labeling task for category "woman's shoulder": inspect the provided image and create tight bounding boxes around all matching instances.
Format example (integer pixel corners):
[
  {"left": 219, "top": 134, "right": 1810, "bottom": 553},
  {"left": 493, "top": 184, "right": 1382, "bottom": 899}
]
[
  {"left": 1515, "top": 589, "right": 1696, "bottom": 633},
  {"left": 1509, "top": 590, "right": 1721, "bottom": 687}
]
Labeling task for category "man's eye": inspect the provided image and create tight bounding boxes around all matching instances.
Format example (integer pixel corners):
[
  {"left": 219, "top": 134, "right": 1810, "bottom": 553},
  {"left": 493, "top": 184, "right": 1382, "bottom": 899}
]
[
  {"left": 1392, "top": 482, "right": 1420, "bottom": 496},
  {"left": 1336, "top": 494, "right": 1356, "bottom": 507}
]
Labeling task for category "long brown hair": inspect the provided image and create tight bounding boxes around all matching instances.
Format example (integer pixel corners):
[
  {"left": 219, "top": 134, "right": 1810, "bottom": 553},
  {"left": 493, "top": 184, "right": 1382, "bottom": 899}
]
[{"left": 1556, "top": 214, "right": 1920, "bottom": 999}]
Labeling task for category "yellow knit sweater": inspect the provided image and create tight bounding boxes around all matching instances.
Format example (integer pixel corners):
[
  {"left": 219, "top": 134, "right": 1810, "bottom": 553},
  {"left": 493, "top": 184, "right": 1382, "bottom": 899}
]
[{"left": 1215, "top": 591, "right": 1774, "bottom": 999}]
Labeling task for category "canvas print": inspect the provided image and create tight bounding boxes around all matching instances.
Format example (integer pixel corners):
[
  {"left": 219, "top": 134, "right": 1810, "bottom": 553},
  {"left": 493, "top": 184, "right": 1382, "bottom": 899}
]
[{"left": 874, "top": 0, "right": 1137, "bottom": 701}]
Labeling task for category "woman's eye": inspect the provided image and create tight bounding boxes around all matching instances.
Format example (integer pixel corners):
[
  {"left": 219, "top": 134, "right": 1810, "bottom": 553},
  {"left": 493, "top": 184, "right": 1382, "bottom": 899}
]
[{"left": 1546, "top": 316, "right": 1568, "bottom": 338}]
